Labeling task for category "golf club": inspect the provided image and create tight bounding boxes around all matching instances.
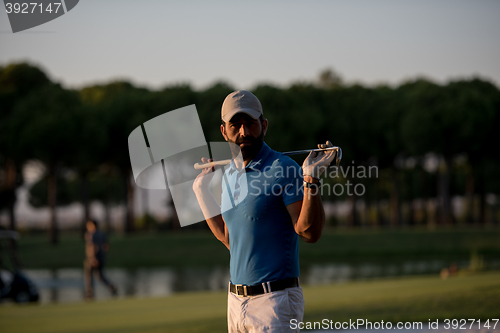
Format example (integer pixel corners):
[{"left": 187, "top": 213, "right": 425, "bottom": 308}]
[{"left": 193, "top": 146, "right": 342, "bottom": 169}]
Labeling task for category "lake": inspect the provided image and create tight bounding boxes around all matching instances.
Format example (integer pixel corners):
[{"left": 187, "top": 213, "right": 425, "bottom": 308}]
[{"left": 2, "top": 258, "right": 499, "bottom": 304}]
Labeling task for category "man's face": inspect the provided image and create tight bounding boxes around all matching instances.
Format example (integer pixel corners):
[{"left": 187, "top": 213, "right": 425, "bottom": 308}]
[
  {"left": 86, "top": 222, "right": 96, "bottom": 233},
  {"left": 221, "top": 113, "right": 268, "bottom": 161}
]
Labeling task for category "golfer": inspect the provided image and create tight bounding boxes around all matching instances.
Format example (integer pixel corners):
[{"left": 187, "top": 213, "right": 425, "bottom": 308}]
[
  {"left": 193, "top": 90, "right": 334, "bottom": 332},
  {"left": 83, "top": 219, "right": 117, "bottom": 299}
]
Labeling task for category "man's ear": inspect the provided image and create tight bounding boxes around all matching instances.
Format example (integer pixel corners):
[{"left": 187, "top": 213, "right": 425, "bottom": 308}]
[
  {"left": 221, "top": 124, "right": 229, "bottom": 141},
  {"left": 262, "top": 118, "right": 268, "bottom": 136}
]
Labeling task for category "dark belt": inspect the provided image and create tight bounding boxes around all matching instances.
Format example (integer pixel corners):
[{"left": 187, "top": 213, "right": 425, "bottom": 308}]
[{"left": 230, "top": 277, "right": 299, "bottom": 297}]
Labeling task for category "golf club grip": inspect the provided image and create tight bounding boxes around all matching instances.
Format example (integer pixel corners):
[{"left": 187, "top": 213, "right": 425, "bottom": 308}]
[{"left": 194, "top": 159, "right": 232, "bottom": 170}]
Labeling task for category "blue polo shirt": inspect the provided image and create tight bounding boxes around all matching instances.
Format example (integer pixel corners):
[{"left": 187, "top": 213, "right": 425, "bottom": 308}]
[{"left": 221, "top": 142, "right": 304, "bottom": 285}]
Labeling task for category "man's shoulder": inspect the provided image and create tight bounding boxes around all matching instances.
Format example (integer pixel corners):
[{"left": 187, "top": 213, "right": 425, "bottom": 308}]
[
  {"left": 267, "top": 148, "right": 301, "bottom": 170},
  {"left": 264, "top": 148, "right": 302, "bottom": 181},
  {"left": 92, "top": 231, "right": 107, "bottom": 243}
]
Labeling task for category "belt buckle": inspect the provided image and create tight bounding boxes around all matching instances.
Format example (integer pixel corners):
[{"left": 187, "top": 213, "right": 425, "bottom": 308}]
[
  {"left": 235, "top": 284, "right": 248, "bottom": 297},
  {"left": 262, "top": 281, "right": 272, "bottom": 294}
]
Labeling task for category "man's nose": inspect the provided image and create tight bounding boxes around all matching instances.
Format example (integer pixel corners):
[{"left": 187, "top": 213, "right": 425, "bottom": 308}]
[{"left": 239, "top": 124, "right": 249, "bottom": 136}]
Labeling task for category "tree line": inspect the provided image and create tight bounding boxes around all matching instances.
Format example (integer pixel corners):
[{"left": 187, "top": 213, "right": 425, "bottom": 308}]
[{"left": 1, "top": 63, "right": 499, "bottom": 244}]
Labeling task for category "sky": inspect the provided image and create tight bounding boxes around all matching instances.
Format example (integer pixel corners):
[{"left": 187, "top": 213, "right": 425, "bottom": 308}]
[
  {"left": 1, "top": 0, "right": 499, "bottom": 227},
  {"left": 1, "top": 0, "right": 499, "bottom": 90}
]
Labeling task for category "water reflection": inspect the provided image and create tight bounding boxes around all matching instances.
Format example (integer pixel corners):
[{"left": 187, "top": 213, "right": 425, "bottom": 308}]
[
  {"left": 22, "top": 266, "right": 230, "bottom": 304},
  {"left": 10, "top": 259, "right": 500, "bottom": 304},
  {"left": 302, "top": 260, "right": 457, "bottom": 285}
]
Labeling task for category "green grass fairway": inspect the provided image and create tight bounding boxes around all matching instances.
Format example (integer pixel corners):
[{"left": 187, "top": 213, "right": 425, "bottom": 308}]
[{"left": 1, "top": 272, "right": 499, "bottom": 333}]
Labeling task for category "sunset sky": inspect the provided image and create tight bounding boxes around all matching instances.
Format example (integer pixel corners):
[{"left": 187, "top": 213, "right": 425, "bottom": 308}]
[{"left": 1, "top": 0, "right": 499, "bottom": 90}]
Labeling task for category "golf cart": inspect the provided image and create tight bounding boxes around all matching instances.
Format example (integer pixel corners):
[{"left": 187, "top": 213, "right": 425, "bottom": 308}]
[{"left": 0, "top": 230, "right": 39, "bottom": 303}]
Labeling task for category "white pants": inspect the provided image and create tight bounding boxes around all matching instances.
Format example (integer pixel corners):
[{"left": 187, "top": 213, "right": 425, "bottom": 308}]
[{"left": 228, "top": 286, "right": 305, "bottom": 333}]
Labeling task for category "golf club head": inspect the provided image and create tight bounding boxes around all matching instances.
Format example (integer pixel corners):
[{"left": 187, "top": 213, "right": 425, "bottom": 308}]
[{"left": 335, "top": 147, "right": 342, "bottom": 167}]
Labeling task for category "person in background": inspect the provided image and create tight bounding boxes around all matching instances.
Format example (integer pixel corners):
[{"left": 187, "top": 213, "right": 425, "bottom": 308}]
[{"left": 84, "top": 219, "right": 117, "bottom": 299}]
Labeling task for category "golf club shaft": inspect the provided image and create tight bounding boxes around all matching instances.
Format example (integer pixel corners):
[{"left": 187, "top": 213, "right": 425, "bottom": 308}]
[
  {"left": 282, "top": 146, "right": 340, "bottom": 156},
  {"left": 193, "top": 147, "right": 340, "bottom": 170}
]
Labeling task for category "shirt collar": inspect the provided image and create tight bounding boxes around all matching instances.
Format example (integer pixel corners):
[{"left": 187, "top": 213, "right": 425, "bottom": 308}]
[
  {"left": 228, "top": 142, "right": 271, "bottom": 174},
  {"left": 246, "top": 142, "right": 271, "bottom": 171}
]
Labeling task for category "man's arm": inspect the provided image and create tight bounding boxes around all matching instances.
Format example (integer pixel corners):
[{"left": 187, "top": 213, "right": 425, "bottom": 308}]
[
  {"left": 84, "top": 233, "right": 98, "bottom": 266},
  {"left": 287, "top": 140, "right": 336, "bottom": 243},
  {"left": 195, "top": 189, "right": 230, "bottom": 250},
  {"left": 287, "top": 176, "right": 325, "bottom": 243},
  {"left": 192, "top": 158, "right": 230, "bottom": 250}
]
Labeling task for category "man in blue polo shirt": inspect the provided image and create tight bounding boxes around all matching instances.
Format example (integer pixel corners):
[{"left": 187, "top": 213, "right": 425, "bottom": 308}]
[{"left": 193, "top": 90, "right": 335, "bottom": 332}]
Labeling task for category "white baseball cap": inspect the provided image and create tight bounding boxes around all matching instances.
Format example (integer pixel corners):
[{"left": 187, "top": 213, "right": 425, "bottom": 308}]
[{"left": 221, "top": 90, "right": 263, "bottom": 122}]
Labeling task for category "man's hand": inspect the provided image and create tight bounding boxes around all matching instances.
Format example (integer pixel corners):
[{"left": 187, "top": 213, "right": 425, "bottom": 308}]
[
  {"left": 302, "top": 140, "right": 336, "bottom": 180},
  {"left": 193, "top": 157, "right": 218, "bottom": 192}
]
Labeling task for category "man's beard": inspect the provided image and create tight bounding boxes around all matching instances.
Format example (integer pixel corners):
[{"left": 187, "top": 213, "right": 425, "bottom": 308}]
[{"left": 230, "top": 130, "right": 264, "bottom": 162}]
